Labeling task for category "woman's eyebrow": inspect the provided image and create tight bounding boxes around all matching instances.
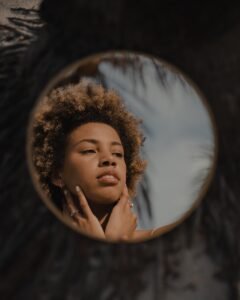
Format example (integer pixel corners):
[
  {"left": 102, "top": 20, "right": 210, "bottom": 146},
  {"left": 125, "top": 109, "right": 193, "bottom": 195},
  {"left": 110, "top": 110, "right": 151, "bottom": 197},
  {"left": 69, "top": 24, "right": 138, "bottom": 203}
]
[
  {"left": 111, "top": 141, "right": 123, "bottom": 147},
  {"left": 73, "top": 139, "right": 123, "bottom": 148}
]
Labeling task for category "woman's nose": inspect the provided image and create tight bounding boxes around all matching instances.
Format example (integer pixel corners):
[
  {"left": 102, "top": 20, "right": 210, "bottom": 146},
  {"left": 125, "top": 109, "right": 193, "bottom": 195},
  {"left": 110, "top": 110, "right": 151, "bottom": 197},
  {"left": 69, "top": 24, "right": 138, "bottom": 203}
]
[{"left": 99, "top": 153, "right": 116, "bottom": 167}]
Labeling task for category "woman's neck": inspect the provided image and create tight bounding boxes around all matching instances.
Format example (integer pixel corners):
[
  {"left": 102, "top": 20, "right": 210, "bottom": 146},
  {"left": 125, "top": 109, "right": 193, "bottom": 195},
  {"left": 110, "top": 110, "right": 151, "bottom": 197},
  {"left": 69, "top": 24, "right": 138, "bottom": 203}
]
[
  {"left": 70, "top": 193, "right": 116, "bottom": 231},
  {"left": 88, "top": 201, "right": 115, "bottom": 231}
]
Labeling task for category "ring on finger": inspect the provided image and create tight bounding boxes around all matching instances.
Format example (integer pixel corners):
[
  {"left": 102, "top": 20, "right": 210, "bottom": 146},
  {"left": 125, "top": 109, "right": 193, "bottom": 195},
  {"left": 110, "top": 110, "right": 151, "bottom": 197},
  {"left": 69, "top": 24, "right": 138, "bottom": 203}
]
[
  {"left": 70, "top": 210, "right": 80, "bottom": 217},
  {"left": 128, "top": 201, "right": 134, "bottom": 208}
]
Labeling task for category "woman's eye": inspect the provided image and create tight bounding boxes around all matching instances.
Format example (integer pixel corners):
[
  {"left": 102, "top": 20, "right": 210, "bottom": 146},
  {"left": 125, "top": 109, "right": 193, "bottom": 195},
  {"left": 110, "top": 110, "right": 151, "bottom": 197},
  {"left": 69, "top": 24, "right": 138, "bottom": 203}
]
[
  {"left": 81, "top": 149, "right": 96, "bottom": 154},
  {"left": 113, "top": 152, "right": 124, "bottom": 158}
]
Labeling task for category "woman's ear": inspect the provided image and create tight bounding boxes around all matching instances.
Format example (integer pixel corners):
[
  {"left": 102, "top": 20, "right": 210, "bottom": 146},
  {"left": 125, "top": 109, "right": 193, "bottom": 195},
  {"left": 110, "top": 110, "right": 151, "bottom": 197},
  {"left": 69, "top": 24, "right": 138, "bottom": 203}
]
[{"left": 51, "top": 172, "right": 64, "bottom": 188}]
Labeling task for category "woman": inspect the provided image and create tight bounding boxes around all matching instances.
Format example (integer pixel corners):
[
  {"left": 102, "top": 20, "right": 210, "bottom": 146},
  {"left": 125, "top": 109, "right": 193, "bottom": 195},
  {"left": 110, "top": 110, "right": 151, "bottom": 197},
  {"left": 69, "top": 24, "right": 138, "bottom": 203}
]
[{"left": 32, "top": 79, "right": 162, "bottom": 241}]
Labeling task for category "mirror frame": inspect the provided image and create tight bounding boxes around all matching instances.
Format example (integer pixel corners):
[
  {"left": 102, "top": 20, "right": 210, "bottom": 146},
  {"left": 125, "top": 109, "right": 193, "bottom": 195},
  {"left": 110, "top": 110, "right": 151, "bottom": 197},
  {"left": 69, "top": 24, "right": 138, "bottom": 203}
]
[{"left": 26, "top": 50, "right": 218, "bottom": 243}]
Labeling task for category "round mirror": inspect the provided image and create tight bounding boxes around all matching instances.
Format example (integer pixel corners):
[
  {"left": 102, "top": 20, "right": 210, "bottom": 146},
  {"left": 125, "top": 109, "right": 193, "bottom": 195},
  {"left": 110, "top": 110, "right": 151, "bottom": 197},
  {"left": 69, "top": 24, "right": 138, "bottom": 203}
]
[{"left": 26, "top": 51, "right": 217, "bottom": 242}]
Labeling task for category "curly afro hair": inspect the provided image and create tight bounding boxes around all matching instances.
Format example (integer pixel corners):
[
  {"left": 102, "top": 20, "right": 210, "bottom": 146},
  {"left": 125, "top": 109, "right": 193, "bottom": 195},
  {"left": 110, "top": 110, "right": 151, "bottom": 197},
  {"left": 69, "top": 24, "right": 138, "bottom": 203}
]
[{"left": 31, "top": 79, "right": 147, "bottom": 209}]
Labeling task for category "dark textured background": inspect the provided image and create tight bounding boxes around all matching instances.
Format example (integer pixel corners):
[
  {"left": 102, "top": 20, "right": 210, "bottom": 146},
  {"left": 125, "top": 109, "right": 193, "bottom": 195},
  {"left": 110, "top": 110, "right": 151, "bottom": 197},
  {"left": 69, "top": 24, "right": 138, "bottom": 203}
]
[{"left": 0, "top": 1, "right": 240, "bottom": 299}]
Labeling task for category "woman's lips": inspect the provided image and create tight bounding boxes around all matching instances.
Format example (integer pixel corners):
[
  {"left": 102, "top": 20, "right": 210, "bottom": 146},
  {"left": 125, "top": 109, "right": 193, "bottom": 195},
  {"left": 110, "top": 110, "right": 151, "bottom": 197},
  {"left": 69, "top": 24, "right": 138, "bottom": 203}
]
[
  {"left": 96, "top": 169, "right": 120, "bottom": 185},
  {"left": 97, "top": 175, "right": 119, "bottom": 185}
]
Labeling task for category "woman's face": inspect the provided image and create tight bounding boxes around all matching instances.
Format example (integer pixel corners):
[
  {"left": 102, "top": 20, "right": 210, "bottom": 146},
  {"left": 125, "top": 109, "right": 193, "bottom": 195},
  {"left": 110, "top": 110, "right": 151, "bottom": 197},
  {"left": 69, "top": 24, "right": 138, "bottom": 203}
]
[{"left": 56, "top": 122, "right": 127, "bottom": 205}]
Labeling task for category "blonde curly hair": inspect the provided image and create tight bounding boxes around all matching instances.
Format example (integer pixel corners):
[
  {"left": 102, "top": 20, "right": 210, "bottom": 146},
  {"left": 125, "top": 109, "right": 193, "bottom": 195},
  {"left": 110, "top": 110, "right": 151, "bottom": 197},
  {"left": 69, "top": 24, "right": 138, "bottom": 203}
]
[{"left": 32, "top": 80, "right": 147, "bottom": 209}]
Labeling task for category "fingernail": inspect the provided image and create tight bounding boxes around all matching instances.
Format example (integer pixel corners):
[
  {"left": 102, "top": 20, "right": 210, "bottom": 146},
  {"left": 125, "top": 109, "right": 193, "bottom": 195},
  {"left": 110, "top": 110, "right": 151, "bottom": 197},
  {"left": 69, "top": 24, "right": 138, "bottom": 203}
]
[
  {"left": 75, "top": 185, "right": 81, "bottom": 192},
  {"left": 63, "top": 189, "right": 68, "bottom": 195}
]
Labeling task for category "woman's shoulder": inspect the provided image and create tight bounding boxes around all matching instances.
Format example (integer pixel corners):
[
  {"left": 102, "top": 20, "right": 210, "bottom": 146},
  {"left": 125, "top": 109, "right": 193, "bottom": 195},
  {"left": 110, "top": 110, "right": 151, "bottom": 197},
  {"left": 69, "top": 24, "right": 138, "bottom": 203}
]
[
  {"left": 132, "top": 226, "right": 170, "bottom": 241},
  {"left": 132, "top": 229, "right": 153, "bottom": 241}
]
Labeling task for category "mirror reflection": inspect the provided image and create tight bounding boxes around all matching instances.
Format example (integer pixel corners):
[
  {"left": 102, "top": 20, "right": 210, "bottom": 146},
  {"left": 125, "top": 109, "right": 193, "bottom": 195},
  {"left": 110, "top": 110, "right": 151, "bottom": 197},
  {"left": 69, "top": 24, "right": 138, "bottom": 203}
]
[{"left": 27, "top": 51, "right": 217, "bottom": 242}]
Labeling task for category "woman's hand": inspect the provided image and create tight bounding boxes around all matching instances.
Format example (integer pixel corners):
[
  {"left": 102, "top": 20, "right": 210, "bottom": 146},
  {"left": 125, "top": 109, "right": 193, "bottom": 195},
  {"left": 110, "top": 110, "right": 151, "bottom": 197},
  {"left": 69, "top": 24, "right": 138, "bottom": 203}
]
[
  {"left": 63, "top": 185, "right": 105, "bottom": 240},
  {"left": 105, "top": 184, "right": 137, "bottom": 241}
]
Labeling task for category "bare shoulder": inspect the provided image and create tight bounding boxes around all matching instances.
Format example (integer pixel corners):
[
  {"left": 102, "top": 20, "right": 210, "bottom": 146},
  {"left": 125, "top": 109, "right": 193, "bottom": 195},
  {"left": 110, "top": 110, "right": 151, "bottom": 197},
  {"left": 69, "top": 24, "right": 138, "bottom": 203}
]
[
  {"left": 132, "top": 229, "right": 153, "bottom": 241},
  {"left": 131, "top": 226, "right": 171, "bottom": 241}
]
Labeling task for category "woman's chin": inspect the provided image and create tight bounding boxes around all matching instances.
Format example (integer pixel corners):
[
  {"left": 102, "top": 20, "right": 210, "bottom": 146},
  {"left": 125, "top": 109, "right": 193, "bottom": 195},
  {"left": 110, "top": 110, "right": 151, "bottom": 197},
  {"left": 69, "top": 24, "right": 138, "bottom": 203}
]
[{"left": 89, "top": 189, "right": 121, "bottom": 205}]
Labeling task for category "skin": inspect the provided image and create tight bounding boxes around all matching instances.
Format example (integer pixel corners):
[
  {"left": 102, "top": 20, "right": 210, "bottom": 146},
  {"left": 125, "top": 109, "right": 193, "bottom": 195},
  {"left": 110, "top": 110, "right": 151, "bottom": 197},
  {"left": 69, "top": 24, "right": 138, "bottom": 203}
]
[
  {"left": 62, "top": 122, "right": 127, "bottom": 205},
  {"left": 53, "top": 122, "right": 137, "bottom": 240},
  {"left": 64, "top": 184, "right": 138, "bottom": 241},
  {"left": 52, "top": 122, "right": 163, "bottom": 241},
  {"left": 63, "top": 185, "right": 169, "bottom": 242}
]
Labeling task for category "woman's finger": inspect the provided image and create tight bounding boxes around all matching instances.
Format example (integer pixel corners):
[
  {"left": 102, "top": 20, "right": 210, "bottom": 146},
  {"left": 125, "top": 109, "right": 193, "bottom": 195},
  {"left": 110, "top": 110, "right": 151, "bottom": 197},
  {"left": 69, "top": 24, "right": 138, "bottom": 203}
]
[
  {"left": 121, "top": 184, "right": 131, "bottom": 208},
  {"left": 63, "top": 189, "right": 77, "bottom": 213},
  {"left": 123, "top": 184, "right": 135, "bottom": 208},
  {"left": 63, "top": 204, "right": 81, "bottom": 226},
  {"left": 63, "top": 189, "right": 83, "bottom": 222},
  {"left": 115, "top": 186, "right": 128, "bottom": 210},
  {"left": 122, "top": 184, "right": 129, "bottom": 198},
  {"left": 117, "top": 190, "right": 128, "bottom": 208},
  {"left": 75, "top": 185, "right": 92, "bottom": 218}
]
